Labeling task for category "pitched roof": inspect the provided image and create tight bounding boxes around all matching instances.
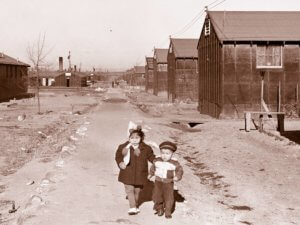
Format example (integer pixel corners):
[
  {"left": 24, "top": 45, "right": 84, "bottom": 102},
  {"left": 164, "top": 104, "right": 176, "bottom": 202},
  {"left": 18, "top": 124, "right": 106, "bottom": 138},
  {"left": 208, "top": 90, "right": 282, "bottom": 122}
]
[
  {"left": 28, "top": 70, "right": 61, "bottom": 78},
  {"left": 154, "top": 49, "right": 168, "bottom": 63},
  {"left": 0, "top": 53, "right": 30, "bottom": 66},
  {"left": 57, "top": 72, "right": 88, "bottom": 77},
  {"left": 170, "top": 38, "right": 198, "bottom": 58},
  {"left": 208, "top": 11, "right": 300, "bottom": 41},
  {"left": 134, "top": 66, "right": 145, "bottom": 74},
  {"left": 100, "top": 71, "right": 124, "bottom": 76},
  {"left": 146, "top": 57, "right": 154, "bottom": 69}
]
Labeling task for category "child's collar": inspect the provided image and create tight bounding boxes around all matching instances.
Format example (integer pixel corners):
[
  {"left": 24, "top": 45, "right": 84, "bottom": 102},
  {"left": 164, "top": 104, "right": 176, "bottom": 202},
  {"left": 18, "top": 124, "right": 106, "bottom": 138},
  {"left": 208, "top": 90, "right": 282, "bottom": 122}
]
[{"left": 155, "top": 155, "right": 178, "bottom": 161}]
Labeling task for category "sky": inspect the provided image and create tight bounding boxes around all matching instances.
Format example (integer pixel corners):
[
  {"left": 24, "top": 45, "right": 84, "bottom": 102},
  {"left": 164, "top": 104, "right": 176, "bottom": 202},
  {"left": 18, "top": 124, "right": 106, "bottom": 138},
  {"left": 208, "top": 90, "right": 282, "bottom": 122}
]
[{"left": 1, "top": 0, "right": 300, "bottom": 71}]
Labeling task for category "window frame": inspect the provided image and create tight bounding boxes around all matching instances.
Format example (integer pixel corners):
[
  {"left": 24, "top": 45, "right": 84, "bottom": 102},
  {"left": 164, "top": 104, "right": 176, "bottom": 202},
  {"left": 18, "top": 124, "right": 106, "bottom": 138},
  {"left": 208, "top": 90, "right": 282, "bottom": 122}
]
[{"left": 256, "top": 45, "right": 283, "bottom": 69}]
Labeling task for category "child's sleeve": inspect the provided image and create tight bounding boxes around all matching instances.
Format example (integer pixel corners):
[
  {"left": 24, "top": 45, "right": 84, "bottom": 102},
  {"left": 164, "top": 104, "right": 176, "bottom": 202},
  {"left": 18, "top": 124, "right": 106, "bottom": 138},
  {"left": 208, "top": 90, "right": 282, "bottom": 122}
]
[
  {"left": 147, "top": 146, "right": 155, "bottom": 163},
  {"left": 115, "top": 144, "right": 125, "bottom": 167},
  {"left": 149, "top": 161, "right": 156, "bottom": 177},
  {"left": 174, "top": 162, "right": 184, "bottom": 181}
]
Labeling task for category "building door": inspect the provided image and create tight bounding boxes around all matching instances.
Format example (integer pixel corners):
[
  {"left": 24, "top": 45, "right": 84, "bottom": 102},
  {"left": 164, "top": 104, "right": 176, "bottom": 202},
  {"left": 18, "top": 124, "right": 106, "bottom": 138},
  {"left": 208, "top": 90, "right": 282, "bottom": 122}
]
[{"left": 66, "top": 78, "right": 70, "bottom": 87}]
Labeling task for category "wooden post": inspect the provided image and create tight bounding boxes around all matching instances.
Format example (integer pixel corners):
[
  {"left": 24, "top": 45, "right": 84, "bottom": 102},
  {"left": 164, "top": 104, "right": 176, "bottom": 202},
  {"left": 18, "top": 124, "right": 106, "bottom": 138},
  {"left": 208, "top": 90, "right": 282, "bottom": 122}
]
[
  {"left": 277, "top": 113, "right": 285, "bottom": 133},
  {"left": 278, "top": 80, "right": 281, "bottom": 112},
  {"left": 297, "top": 83, "right": 299, "bottom": 103},
  {"left": 297, "top": 83, "right": 299, "bottom": 116},
  {"left": 260, "top": 71, "right": 265, "bottom": 112},
  {"left": 245, "top": 112, "right": 251, "bottom": 132},
  {"left": 258, "top": 114, "right": 264, "bottom": 132}
]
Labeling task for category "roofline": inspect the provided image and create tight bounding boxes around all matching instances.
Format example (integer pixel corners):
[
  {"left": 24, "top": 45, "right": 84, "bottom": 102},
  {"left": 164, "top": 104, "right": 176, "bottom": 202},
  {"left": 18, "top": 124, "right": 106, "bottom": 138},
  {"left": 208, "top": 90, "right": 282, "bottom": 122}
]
[
  {"left": 154, "top": 48, "right": 168, "bottom": 50},
  {"left": 0, "top": 62, "right": 30, "bottom": 67},
  {"left": 222, "top": 40, "right": 300, "bottom": 43},
  {"left": 205, "top": 10, "right": 300, "bottom": 42},
  {"left": 154, "top": 48, "right": 168, "bottom": 63},
  {"left": 169, "top": 38, "right": 199, "bottom": 58},
  {"left": 170, "top": 38, "right": 200, "bottom": 41},
  {"left": 175, "top": 57, "right": 198, "bottom": 60},
  {"left": 207, "top": 10, "right": 300, "bottom": 13}
]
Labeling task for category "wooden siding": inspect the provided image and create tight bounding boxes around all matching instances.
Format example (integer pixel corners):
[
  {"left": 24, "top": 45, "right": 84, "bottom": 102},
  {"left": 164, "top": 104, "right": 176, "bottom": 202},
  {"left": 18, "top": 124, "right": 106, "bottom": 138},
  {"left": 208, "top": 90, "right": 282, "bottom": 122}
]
[
  {"left": 153, "top": 59, "right": 168, "bottom": 95},
  {"left": 199, "top": 24, "right": 300, "bottom": 118},
  {"left": 199, "top": 15, "right": 300, "bottom": 118},
  {"left": 167, "top": 51, "right": 176, "bottom": 101},
  {"left": 0, "top": 64, "right": 28, "bottom": 101},
  {"left": 175, "top": 59, "right": 198, "bottom": 101},
  {"left": 129, "top": 74, "right": 145, "bottom": 86},
  {"left": 220, "top": 44, "right": 300, "bottom": 118},
  {"left": 157, "top": 69, "right": 168, "bottom": 93},
  {"left": 145, "top": 69, "right": 154, "bottom": 92},
  {"left": 55, "top": 73, "right": 87, "bottom": 87},
  {"left": 198, "top": 18, "right": 222, "bottom": 118},
  {"left": 145, "top": 58, "right": 154, "bottom": 92},
  {"left": 168, "top": 52, "right": 198, "bottom": 102}
]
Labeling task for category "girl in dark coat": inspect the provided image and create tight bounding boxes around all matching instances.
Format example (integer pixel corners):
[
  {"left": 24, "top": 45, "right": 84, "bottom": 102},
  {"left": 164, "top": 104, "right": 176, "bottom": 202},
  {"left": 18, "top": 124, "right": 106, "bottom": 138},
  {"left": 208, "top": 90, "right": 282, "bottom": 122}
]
[{"left": 115, "top": 127, "right": 155, "bottom": 215}]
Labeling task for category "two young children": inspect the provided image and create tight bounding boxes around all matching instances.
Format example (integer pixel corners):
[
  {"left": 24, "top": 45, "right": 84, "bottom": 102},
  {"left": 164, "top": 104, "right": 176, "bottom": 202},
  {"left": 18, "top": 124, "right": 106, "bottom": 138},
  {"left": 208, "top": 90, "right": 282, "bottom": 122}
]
[{"left": 115, "top": 124, "right": 183, "bottom": 219}]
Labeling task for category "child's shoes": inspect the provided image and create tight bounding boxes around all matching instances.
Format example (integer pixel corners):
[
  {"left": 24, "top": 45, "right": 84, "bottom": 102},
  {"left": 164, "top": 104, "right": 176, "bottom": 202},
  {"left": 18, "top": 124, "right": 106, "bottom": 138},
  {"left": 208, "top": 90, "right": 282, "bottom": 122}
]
[
  {"left": 128, "top": 208, "right": 137, "bottom": 215},
  {"left": 157, "top": 209, "right": 164, "bottom": 216},
  {"left": 165, "top": 215, "right": 172, "bottom": 219}
]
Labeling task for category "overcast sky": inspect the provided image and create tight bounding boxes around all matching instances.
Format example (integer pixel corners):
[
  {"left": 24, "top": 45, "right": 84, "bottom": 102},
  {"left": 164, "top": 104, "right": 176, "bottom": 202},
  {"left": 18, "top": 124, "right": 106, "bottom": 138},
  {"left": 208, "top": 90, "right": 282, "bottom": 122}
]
[{"left": 1, "top": 0, "right": 300, "bottom": 71}]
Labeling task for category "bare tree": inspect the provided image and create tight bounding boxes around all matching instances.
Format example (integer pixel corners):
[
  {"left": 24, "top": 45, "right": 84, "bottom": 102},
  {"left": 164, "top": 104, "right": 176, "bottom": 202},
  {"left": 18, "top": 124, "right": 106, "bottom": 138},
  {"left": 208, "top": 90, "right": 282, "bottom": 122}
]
[{"left": 27, "top": 33, "right": 52, "bottom": 114}]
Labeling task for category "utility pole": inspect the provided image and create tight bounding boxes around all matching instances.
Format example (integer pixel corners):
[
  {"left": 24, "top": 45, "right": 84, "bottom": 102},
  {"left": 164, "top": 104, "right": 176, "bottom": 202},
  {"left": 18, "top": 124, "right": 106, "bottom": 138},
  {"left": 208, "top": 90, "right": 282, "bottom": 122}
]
[{"left": 68, "top": 51, "right": 71, "bottom": 71}]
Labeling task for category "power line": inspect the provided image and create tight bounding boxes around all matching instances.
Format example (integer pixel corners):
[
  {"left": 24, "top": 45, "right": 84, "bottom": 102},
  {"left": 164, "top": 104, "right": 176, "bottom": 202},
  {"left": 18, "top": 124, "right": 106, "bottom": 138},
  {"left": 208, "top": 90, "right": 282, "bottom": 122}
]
[
  {"left": 171, "top": 0, "right": 225, "bottom": 37},
  {"left": 204, "top": 0, "right": 229, "bottom": 40},
  {"left": 134, "top": 0, "right": 227, "bottom": 67},
  {"left": 172, "top": 11, "right": 206, "bottom": 37},
  {"left": 207, "top": 0, "right": 222, "bottom": 7},
  {"left": 209, "top": 0, "right": 227, "bottom": 10},
  {"left": 171, "top": 9, "right": 205, "bottom": 37}
]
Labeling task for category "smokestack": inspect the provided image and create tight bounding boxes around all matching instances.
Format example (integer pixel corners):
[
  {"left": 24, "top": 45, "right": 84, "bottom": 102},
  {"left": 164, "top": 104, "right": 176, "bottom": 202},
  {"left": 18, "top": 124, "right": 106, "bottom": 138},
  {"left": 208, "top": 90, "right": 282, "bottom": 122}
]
[
  {"left": 59, "top": 57, "right": 63, "bottom": 71},
  {"left": 74, "top": 65, "right": 77, "bottom": 72}
]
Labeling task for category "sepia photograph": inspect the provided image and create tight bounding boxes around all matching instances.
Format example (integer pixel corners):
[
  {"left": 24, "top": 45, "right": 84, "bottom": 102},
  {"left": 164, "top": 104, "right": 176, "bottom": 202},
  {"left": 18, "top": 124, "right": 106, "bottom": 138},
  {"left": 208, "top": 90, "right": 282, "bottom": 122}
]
[{"left": 0, "top": 0, "right": 299, "bottom": 224}]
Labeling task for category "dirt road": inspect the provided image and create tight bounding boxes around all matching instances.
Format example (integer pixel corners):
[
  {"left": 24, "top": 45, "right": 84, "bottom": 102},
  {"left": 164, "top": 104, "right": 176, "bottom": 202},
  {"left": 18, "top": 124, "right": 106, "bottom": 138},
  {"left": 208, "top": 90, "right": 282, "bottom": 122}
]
[
  {"left": 1, "top": 87, "right": 299, "bottom": 225},
  {"left": 2, "top": 89, "right": 200, "bottom": 225}
]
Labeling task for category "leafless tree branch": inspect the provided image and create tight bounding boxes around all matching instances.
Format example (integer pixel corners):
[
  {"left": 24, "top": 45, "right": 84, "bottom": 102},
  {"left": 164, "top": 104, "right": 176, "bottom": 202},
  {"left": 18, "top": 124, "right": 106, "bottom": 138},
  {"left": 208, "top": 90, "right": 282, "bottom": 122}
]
[{"left": 26, "top": 32, "right": 53, "bottom": 114}]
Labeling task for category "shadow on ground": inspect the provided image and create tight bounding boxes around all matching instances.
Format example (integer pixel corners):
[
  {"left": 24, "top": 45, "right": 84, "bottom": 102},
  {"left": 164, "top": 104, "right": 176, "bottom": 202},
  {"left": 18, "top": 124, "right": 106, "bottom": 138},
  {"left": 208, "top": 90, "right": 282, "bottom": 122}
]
[
  {"left": 280, "top": 130, "right": 300, "bottom": 144},
  {"left": 138, "top": 180, "right": 185, "bottom": 214}
]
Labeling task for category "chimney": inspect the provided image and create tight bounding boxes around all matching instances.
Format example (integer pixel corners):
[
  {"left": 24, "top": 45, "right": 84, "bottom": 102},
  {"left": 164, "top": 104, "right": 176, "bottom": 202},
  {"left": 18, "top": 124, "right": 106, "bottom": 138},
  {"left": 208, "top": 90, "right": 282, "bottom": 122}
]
[
  {"left": 74, "top": 65, "right": 77, "bottom": 72},
  {"left": 59, "top": 57, "right": 63, "bottom": 71}
]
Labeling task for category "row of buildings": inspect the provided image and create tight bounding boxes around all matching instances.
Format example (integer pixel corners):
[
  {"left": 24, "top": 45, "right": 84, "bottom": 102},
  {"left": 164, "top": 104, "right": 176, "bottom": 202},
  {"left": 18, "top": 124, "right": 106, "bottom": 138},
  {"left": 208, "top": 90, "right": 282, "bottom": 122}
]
[
  {"left": 2, "top": 11, "right": 300, "bottom": 118},
  {"left": 28, "top": 57, "right": 99, "bottom": 88},
  {"left": 0, "top": 54, "right": 103, "bottom": 102},
  {"left": 123, "top": 11, "right": 300, "bottom": 118}
]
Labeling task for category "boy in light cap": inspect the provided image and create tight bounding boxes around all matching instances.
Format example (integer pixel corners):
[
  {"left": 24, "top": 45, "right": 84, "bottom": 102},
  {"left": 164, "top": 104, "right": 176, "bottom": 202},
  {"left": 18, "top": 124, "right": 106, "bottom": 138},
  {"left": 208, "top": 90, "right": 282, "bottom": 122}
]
[{"left": 148, "top": 141, "right": 183, "bottom": 219}]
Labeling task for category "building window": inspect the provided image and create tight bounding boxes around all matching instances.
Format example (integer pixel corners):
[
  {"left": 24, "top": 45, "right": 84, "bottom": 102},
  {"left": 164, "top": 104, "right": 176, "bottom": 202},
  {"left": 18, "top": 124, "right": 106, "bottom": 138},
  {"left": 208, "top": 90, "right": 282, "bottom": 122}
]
[
  {"left": 157, "top": 64, "right": 167, "bottom": 72},
  {"left": 256, "top": 45, "right": 282, "bottom": 68}
]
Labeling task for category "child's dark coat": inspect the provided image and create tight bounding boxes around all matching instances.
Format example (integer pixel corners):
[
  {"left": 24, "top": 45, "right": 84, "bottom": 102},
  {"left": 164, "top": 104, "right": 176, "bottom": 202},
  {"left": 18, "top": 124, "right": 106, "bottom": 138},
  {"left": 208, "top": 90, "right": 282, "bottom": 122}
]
[{"left": 115, "top": 141, "right": 155, "bottom": 185}]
